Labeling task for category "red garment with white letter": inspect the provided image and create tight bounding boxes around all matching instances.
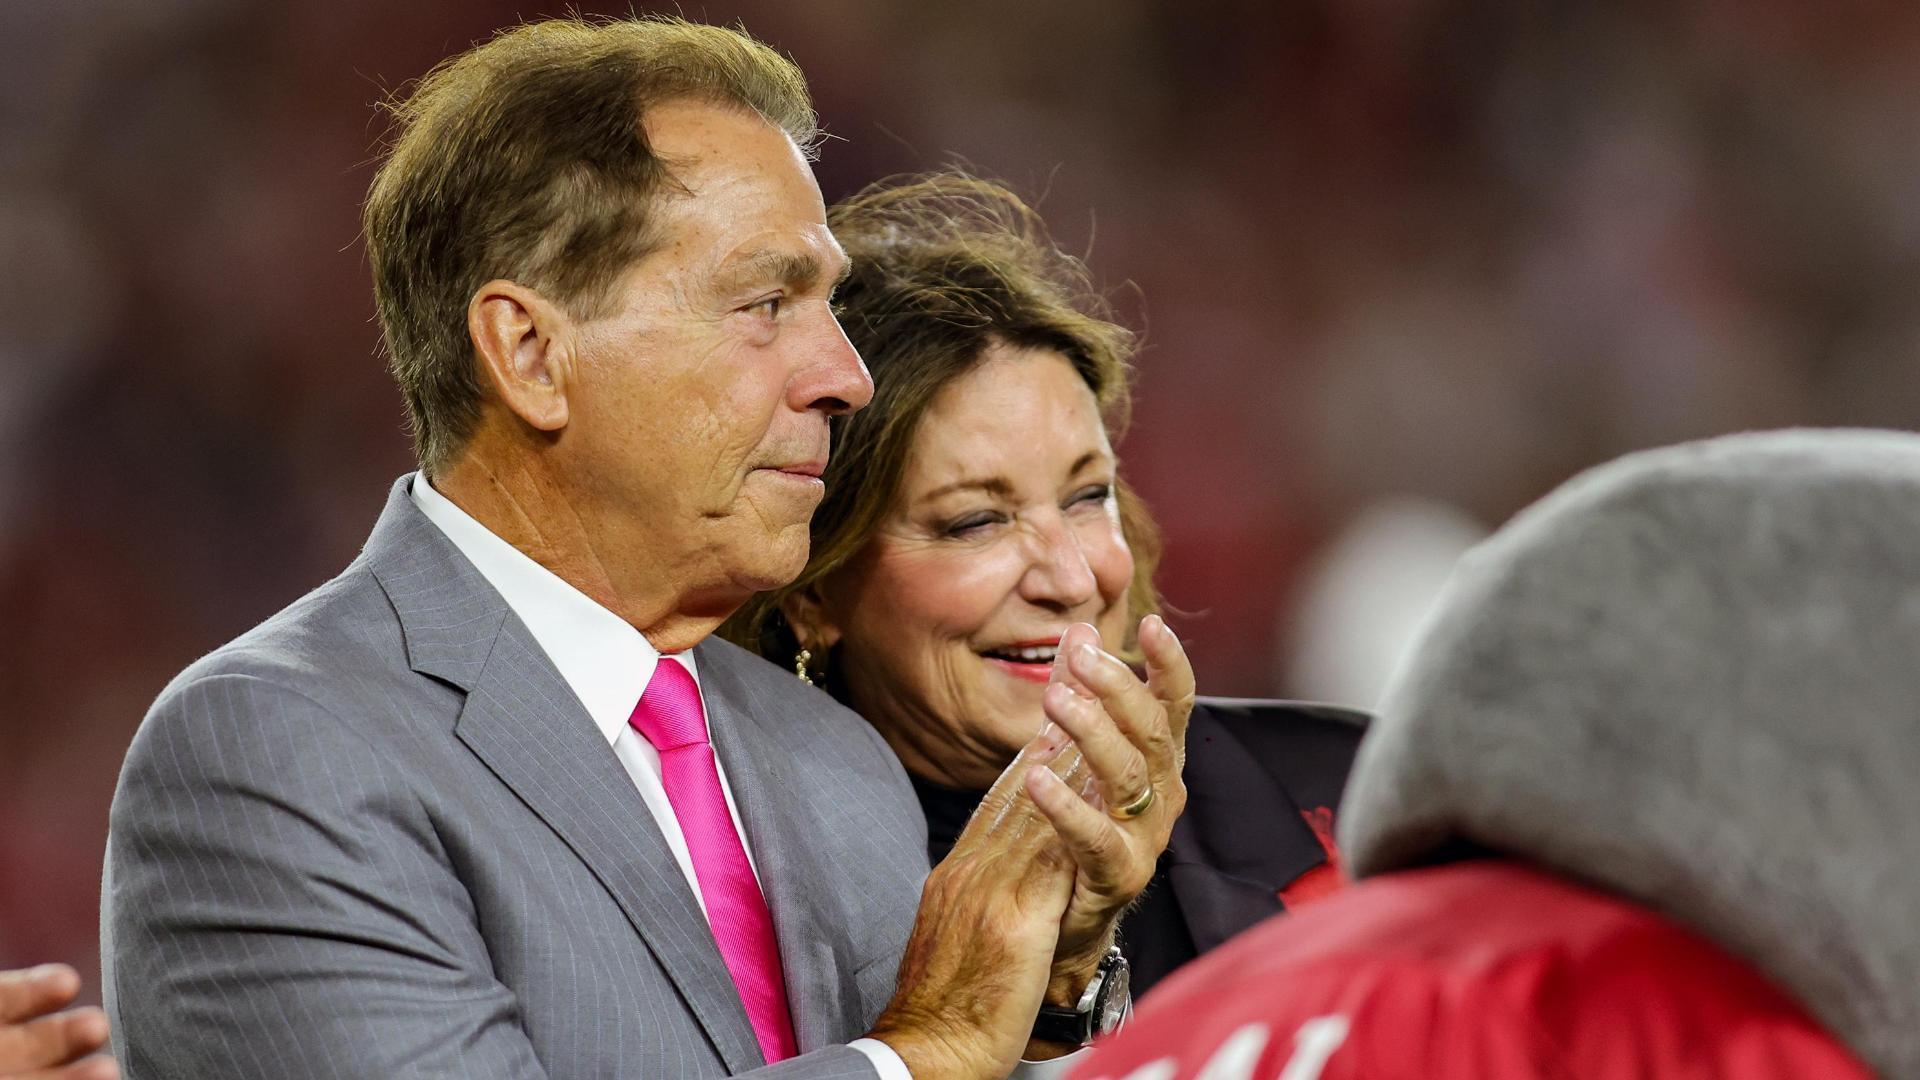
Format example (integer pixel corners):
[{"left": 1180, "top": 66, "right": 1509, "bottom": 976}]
[{"left": 1073, "top": 860, "right": 1870, "bottom": 1080}]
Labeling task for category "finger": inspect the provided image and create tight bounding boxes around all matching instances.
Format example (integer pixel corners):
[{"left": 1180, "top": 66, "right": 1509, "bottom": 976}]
[
  {"left": 958, "top": 724, "right": 1072, "bottom": 859},
  {"left": 18, "top": 1054, "right": 120, "bottom": 1080},
  {"left": 1141, "top": 614, "right": 1196, "bottom": 743},
  {"left": 1043, "top": 682, "right": 1149, "bottom": 816},
  {"left": 1065, "top": 640, "right": 1178, "bottom": 787},
  {"left": 1024, "top": 766, "right": 1139, "bottom": 896},
  {"left": 0, "top": 967, "right": 80, "bottom": 1025},
  {"left": 0, "top": 1006, "right": 110, "bottom": 1072},
  {"left": 1047, "top": 622, "right": 1103, "bottom": 700},
  {"left": 979, "top": 722, "right": 1066, "bottom": 815},
  {"left": 1014, "top": 832, "right": 1078, "bottom": 918}
]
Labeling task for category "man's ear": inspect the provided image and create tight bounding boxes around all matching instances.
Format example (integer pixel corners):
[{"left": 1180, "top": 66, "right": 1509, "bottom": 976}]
[
  {"left": 468, "top": 279, "right": 574, "bottom": 433},
  {"left": 780, "top": 585, "right": 843, "bottom": 653}
]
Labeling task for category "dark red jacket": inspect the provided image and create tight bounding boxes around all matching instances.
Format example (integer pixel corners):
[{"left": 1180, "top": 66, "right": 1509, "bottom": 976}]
[{"left": 1073, "top": 860, "right": 1870, "bottom": 1080}]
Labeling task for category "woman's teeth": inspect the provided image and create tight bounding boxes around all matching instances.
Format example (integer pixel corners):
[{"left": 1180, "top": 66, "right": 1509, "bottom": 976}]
[{"left": 986, "top": 645, "right": 1059, "bottom": 664}]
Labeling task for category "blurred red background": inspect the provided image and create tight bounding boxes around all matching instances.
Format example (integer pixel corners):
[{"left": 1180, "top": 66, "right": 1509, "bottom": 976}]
[{"left": 8, "top": 0, "right": 1920, "bottom": 988}]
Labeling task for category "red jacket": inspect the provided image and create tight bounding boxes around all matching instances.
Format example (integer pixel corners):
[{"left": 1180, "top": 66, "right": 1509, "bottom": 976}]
[{"left": 1074, "top": 860, "right": 1870, "bottom": 1080}]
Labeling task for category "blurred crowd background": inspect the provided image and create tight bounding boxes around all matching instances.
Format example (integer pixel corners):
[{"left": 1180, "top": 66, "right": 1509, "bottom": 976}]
[{"left": 8, "top": 0, "right": 1920, "bottom": 991}]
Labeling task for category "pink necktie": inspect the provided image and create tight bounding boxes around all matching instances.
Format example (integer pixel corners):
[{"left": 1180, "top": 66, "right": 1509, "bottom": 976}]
[{"left": 628, "top": 656, "right": 798, "bottom": 1064}]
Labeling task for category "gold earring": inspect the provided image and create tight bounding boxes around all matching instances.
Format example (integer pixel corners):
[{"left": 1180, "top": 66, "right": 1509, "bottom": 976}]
[{"left": 794, "top": 647, "right": 814, "bottom": 686}]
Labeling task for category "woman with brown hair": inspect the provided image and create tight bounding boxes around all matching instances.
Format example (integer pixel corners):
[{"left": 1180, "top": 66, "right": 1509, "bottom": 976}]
[{"left": 725, "top": 173, "right": 1366, "bottom": 997}]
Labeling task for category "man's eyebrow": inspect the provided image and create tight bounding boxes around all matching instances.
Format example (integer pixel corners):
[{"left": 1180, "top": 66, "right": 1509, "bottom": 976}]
[{"left": 714, "top": 248, "right": 833, "bottom": 293}]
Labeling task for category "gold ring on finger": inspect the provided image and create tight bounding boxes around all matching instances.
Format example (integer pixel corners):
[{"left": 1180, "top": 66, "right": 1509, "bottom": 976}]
[{"left": 1111, "top": 786, "right": 1155, "bottom": 820}]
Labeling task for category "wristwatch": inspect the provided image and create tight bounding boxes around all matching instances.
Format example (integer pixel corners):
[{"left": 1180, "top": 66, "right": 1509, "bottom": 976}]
[{"left": 1032, "top": 948, "right": 1130, "bottom": 1046}]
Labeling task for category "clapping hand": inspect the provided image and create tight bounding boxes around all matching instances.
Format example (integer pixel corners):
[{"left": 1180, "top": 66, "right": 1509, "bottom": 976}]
[
  {"left": 1023, "top": 615, "right": 1193, "bottom": 1003},
  {"left": 865, "top": 614, "right": 1193, "bottom": 1078},
  {"left": 0, "top": 965, "right": 117, "bottom": 1079},
  {"left": 869, "top": 720, "right": 1084, "bottom": 1078}
]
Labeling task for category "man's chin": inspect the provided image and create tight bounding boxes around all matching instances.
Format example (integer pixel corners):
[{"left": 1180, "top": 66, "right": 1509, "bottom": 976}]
[{"left": 727, "top": 528, "right": 812, "bottom": 593}]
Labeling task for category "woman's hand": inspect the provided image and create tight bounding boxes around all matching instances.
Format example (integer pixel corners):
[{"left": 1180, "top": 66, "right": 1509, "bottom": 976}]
[
  {"left": 1026, "top": 614, "right": 1194, "bottom": 1005},
  {"left": 870, "top": 614, "right": 1192, "bottom": 1072}
]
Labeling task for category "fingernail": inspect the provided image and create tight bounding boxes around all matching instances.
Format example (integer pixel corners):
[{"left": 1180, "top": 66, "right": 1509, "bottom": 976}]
[
  {"left": 72, "top": 1007, "right": 109, "bottom": 1039},
  {"left": 1072, "top": 642, "right": 1113, "bottom": 682},
  {"left": 1035, "top": 763, "right": 1068, "bottom": 794}
]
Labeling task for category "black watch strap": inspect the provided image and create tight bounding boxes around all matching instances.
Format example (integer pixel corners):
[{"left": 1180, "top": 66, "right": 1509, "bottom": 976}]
[
  {"left": 1031, "top": 1003, "right": 1093, "bottom": 1046},
  {"left": 1032, "top": 948, "right": 1128, "bottom": 1046}
]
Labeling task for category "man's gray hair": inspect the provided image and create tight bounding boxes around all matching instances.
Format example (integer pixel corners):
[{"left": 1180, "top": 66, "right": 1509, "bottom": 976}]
[{"left": 364, "top": 16, "right": 817, "bottom": 474}]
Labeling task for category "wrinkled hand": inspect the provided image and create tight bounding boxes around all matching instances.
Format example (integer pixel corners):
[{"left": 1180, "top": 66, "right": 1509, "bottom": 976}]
[
  {"left": 867, "top": 728, "right": 1082, "bottom": 1079},
  {"left": 0, "top": 965, "right": 118, "bottom": 1080},
  {"left": 1023, "top": 615, "right": 1193, "bottom": 1002},
  {"left": 865, "top": 615, "right": 1193, "bottom": 1077}
]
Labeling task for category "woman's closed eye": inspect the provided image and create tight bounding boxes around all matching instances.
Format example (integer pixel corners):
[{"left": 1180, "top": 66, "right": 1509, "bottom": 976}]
[
  {"left": 941, "top": 509, "right": 1007, "bottom": 538},
  {"left": 1066, "top": 482, "right": 1113, "bottom": 512},
  {"left": 939, "top": 485, "right": 1109, "bottom": 539}
]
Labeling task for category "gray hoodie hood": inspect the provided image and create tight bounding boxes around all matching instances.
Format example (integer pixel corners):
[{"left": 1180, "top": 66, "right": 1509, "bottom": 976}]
[{"left": 1338, "top": 428, "right": 1920, "bottom": 1077}]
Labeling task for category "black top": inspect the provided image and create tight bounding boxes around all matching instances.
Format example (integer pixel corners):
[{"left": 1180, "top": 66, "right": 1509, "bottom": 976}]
[{"left": 914, "top": 697, "right": 1368, "bottom": 997}]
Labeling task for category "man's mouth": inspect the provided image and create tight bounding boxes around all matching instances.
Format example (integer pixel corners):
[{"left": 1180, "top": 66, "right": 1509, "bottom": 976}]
[{"left": 760, "top": 459, "right": 827, "bottom": 480}]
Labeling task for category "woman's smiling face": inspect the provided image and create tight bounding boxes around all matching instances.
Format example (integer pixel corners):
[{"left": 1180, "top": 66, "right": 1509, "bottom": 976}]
[{"left": 815, "top": 343, "right": 1135, "bottom": 790}]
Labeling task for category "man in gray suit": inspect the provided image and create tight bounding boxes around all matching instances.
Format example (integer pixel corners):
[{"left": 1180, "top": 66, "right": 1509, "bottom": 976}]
[{"left": 101, "top": 16, "right": 1192, "bottom": 1080}]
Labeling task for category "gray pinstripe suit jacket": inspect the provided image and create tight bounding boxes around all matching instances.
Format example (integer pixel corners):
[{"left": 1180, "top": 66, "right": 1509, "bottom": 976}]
[{"left": 101, "top": 478, "right": 929, "bottom": 1078}]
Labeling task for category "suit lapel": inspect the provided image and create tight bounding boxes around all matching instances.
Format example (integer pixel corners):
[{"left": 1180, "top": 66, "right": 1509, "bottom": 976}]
[
  {"left": 365, "top": 476, "right": 764, "bottom": 1075},
  {"left": 1164, "top": 706, "right": 1326, "bottom": 953},
  {"left": 697, "top": 642, "right": 860, "bottom": 1053}
]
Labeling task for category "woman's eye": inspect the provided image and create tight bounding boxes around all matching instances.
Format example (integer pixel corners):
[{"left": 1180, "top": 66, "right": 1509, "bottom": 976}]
[
  {"left": 943, "top": 512, "right": 1003, "bottom": 537},
  {"left": 1067, "top": 483, "right": 1113, "bottom": 509}
]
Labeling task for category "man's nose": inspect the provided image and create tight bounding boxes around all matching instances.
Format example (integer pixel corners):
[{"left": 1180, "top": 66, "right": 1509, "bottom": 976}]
[
  {"left": 795, "top": 311, "right": 873, "bottom": 415},
  {"left": 1020, "top": 517, "right": 1099, "bottom": 612}
]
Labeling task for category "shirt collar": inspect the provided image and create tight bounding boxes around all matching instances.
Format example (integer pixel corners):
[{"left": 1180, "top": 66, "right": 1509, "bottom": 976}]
[{"left": 408, "top": 472, "right": 700, "bottom": 746}]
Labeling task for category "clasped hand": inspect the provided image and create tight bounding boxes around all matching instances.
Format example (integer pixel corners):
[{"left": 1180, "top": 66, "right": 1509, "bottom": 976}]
[
  {"left": 870, "top": 614, "right": 1193, "bottom": 1078},
  {"left": 1023, "top": 616, "right": 1192, "bottom": 1001}
]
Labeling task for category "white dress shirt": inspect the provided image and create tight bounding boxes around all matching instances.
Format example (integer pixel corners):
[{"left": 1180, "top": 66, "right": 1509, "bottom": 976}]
[{"left": 410, "top": 475, "right": 913, "bottom": 1079}]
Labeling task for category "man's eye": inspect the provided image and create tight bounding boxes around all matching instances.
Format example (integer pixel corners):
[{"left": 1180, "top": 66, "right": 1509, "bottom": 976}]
[{"left": 749, "top": 296, "right": 783, "bottom": 319}]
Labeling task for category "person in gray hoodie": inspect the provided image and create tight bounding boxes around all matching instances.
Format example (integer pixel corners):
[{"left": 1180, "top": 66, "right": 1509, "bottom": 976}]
[{"left": 1075, "top": 428, "right": 1913, "bottom": 1079}]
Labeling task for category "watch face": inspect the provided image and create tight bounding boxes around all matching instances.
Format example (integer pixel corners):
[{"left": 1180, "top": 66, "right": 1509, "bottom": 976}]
[{"left": 1094, "top": 960, "right": 1131, "bottom": 1035}]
